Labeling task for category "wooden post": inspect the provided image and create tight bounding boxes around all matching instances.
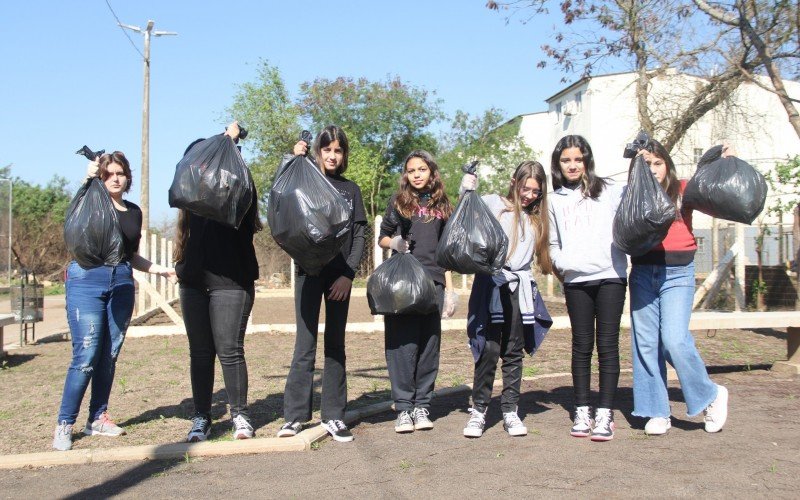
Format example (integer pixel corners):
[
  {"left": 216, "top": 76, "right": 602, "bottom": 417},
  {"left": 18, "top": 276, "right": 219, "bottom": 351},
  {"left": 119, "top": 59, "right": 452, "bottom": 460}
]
[
  {"left": 160, "top": 235, "right": 167, "bottom": 299},
  {"left": 734, "top": 223, "right": 746, "bottom": 311},
  {"left": 138, "top": 230, "right": 148, "bottom": 313},
  {"left": 772, "top": 326, "right": 800, "bottom": 375},
  {"left": 711, "top": 217, "right": 719, "bottom": 268},
  {"left": 166, "top": 240, "right": 174, "bottom": 301},
  {"left": 150, "top": 233, "right": 158, "bottom": 294}
]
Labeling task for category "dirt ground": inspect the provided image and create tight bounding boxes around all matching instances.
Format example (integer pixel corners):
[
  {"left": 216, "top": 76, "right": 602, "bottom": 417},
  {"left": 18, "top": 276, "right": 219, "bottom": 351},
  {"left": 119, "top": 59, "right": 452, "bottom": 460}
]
[
  {"left": 0, "top": 292, "right": 788, "bottom": 458},
  {"left": 0, "top": 370, "right": 798, "bottom": 498}
]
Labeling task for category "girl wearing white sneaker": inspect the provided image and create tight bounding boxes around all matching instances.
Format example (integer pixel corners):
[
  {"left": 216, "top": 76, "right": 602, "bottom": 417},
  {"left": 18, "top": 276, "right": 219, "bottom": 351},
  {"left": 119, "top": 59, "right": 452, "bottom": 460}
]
[
  {"left": 378, "top": 150, "right": 456, "bottom": 435},
  {"left": 548, "top": 136, "right": 627, "bottom": 441},
  {"left": 461, "top": 161, "right": 553, "bottom": 438},
  {"left": 629, "top": 141, "right": 729, "bottom": 436}
]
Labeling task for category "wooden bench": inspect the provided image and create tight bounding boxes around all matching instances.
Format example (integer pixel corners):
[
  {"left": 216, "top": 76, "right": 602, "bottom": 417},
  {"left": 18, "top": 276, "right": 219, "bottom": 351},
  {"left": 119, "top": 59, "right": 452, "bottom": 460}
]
[{"left": 0, "top": 314, "right": 18, "bottom": 359}]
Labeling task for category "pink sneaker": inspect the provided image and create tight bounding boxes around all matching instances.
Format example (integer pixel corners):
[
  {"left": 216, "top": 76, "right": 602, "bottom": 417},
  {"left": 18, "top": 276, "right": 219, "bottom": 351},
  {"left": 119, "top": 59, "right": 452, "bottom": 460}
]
[{"left": 84, "top": 412, "right": 126, "bottom": 437}]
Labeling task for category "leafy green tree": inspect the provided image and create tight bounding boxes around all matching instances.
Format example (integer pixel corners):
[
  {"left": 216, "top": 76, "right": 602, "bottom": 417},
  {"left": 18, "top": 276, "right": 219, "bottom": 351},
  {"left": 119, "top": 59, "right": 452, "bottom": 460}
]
[
  {"left": 226, "top": 60, "right": 302, "bottom": 213},
  {"left": 298, "top": 76, "right": 444, "bottom": 217},
  {"left": 438, "top": 108, "right": 537, "bottom": 199}
]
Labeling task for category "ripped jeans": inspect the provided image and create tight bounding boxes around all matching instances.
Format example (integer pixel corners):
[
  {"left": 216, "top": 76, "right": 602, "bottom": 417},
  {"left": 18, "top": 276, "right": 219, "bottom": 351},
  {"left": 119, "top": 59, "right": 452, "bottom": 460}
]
[{"left": 57, "top": 261, "right": 135, "bottom": 425}]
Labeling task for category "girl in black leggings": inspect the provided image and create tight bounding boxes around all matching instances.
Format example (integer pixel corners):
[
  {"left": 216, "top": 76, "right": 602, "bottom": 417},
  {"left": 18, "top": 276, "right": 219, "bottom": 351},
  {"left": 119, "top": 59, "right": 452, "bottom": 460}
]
[{"left": 547, "top": 135, "right": 627, "bottom": 441}]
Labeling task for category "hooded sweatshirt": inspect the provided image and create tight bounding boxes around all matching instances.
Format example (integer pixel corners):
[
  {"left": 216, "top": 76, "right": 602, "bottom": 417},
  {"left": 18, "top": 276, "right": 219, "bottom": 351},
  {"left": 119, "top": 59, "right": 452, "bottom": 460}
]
[{"left": 548, "top": 181, "right": 627, "bottom": 283}]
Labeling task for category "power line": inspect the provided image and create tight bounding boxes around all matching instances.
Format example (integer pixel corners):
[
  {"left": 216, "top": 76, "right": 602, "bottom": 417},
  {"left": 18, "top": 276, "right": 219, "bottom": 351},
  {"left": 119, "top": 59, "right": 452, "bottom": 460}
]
[{"left": 104, "top": 0, "right": 145, "bottom": 60}]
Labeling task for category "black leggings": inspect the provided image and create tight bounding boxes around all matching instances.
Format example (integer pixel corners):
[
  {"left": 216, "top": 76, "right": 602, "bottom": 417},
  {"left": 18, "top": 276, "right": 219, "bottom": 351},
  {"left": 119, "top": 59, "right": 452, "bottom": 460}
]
[
  {"left": 564, "top": 281, "right": 626, "bottom": 409},
  {"left": 181, "top": 285, "right": 254, "bottom": 419}
]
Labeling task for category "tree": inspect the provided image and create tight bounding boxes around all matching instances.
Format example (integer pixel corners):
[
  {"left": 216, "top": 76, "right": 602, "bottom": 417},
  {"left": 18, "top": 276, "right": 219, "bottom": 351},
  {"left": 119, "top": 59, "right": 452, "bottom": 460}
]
[
  {"left": 486, "top": 0, "right": 755, "bottom": 151},
  {"left": 11, "top": 175, "right": 72, "bottom": 277},
  {"left": 299, "top": 76, "right": 444, "bottom": 218},
  {"left": 438, "top": 108, "right": 537, "bottom": 199},
  {"left": 692, "top": 0, "right": 800, "bottom": 140},
  {"left": 226, "top": 60, "right": 303, "bottom": 213}
]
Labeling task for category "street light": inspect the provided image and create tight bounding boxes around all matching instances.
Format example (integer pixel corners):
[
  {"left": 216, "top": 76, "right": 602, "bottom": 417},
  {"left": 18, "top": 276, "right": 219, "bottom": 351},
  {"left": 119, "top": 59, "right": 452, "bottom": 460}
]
[
  {"left": 0, "top": 177, "right": 12, "bottom": 286},
  {"left": 118, "top": 20, "right": 177, "bottom": 232}
]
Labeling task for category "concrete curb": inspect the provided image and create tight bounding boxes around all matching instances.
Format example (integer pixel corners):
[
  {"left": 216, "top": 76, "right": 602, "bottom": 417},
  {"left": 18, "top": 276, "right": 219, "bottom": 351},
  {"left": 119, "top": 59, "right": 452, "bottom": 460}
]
[{"left": 0, "top": 372, "right": 578, "bottom": 470}]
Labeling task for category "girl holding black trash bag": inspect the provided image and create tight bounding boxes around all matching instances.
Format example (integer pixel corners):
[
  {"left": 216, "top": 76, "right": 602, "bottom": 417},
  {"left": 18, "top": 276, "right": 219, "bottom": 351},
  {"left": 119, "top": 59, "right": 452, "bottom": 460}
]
[
  {"left": 278, "top": 126, "right": 368, "bottom": 443},
  {"left": 174, "top": 122, "right": 262, "bottom": 443},
  {"left": 628, "top": 140, "right": 729, "bottom": 436},
  {"left": 548, "top": 135, "right": 627, "bottom": 441},
  {"left": 53, "top": 152, "right": 177, "bottom": 451},
  {"left": 378, "top": 150, "right": 456, "bottom": 435},
  {"left": 459, "top": 161, "right": 554, "bottom": 438}
]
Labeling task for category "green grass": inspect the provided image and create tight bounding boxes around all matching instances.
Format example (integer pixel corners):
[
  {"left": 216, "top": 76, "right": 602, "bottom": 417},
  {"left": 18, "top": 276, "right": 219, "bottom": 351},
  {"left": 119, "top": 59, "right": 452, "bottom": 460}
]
[
  {"left": 44, "top": 283, "right": 65, "bottom": 295},
  {"left": 522, "top": 366, "right": 540, "bottom": 377}
]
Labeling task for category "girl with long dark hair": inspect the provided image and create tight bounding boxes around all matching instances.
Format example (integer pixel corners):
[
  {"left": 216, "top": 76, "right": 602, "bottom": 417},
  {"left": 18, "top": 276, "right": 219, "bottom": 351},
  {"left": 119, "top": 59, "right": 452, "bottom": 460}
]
[
  {"left": 278, "top": 126, "right": 367, "bottom": 443},
  {"left": 548, "top": 135, "right": 627, "bottom": 441}
]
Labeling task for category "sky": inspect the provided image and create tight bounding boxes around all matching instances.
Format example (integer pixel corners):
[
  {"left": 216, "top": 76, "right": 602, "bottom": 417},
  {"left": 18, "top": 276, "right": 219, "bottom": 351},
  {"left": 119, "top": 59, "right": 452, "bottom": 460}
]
[{"left": 0, "top": 1, "right": 579, "bottom": 225}]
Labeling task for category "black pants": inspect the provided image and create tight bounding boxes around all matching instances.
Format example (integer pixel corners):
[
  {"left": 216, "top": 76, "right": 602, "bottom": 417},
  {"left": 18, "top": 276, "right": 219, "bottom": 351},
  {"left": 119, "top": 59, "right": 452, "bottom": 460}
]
[
  {"left": 384, "top": 283, "right": 444, "bottom": 412},
  {"left": 563, "top": 281, "right": 626, "bottom": 409},
  {"left": 471, "top": 284, "right": 525, "bottom": 414},
  {"left": 181, "top": 284, "right": 254, "bottom": 419},
  {"left": 283, "top": 272, "right": 350, "bottom": 422}
]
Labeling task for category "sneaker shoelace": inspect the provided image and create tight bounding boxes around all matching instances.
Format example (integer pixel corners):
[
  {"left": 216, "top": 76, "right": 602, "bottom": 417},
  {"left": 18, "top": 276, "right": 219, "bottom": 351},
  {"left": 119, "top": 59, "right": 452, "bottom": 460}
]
[
  {"left": 594, "top": 411, "right": 612, "bottom": 430},
  {"left": 504, "top": 412, "right": 523, "bottom": 428},
  {"left": 413, "top": 408, "right": 430, "bottom": 421},
  {"left": 574, "top": 407, "right": 591, "bottom": 426},
  {"left": 467, "top": 408, "right": 485, "bottom": 428},
  {"left": 57, "top": 420, "right": 71, "bottom": 436},
  {"left": 190, "top": 415, "right": 208, "bottom": 433},
  {"left": 398, "top": 411, "right": 414, "bottom": 425},
  {"left": 233, "top": 415, "right": 253, "bottom": 431},
  {"left": 328, "top": 419, "right": 347, "bottom": 432}
]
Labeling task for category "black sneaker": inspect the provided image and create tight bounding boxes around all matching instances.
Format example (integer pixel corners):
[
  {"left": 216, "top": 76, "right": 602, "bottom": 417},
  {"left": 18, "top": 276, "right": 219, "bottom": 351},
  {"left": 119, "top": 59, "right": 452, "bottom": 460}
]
[
  {"left": 321, "top": 419, "right": 354, "bottom": 442},
  {"left": 277, "top": 421, "right": 303, "bottom": 438},
  {"left": 186, "top": 414, "right": 211, "bottom": 443}
]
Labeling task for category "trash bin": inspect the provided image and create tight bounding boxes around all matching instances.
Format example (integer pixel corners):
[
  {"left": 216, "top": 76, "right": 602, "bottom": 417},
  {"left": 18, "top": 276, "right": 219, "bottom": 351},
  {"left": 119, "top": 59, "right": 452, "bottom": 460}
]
[{"left": 10, "top": 270, "right": 43, "bottom": 345}]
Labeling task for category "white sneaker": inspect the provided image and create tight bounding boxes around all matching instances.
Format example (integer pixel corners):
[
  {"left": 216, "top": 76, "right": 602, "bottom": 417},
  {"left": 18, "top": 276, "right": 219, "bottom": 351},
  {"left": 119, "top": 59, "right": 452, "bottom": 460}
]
[
  {"left": 412, "top": 407, "right": 433, "bottom": 431},
  {"left": 590, "top": 408, "right": 615, "bottom": 441},
  {"left": 502, "top": 409, "right": 528, "bottom": 437},
  {"left": 52, "top": 421, "right": 73, "bottom": 451},
  {"left": 570, "top": 406, "right": 592, "bottom": 437},
  {"left": 277, "top": 421, "right": 303, "bottom": 438},
  {"left": 321, "top": 419, "right": 354, "bottom": 442},
  {"left": 704, "top": 385, "right": 728, "bottom": 433},
  {"left": 463, "top": 408, "right": 486, "bottom": 438},
  {"left": 232, "top": 414, "right": 254, "bottom": 439},
  {"left": 395, "top": 410, "right": 415, "bottom": 433},
  {"left": 644, "top": 416, "right": 671, "bottom": 435}
]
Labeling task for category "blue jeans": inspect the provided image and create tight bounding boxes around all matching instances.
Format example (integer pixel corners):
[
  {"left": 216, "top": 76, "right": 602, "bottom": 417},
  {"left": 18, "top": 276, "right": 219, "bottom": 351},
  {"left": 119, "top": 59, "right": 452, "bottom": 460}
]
[
  {"left": 630, "top": 262, "right": 717, "bottom": 418},
  {"left": 57, "top": 262, "right": 135, "bottom": 425}
]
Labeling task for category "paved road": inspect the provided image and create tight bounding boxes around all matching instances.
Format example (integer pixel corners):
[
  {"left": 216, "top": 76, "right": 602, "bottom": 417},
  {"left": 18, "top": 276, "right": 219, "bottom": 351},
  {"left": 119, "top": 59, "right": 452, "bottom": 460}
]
[{"left": 1, "top": 370, "right": 797, "bottom": 499}]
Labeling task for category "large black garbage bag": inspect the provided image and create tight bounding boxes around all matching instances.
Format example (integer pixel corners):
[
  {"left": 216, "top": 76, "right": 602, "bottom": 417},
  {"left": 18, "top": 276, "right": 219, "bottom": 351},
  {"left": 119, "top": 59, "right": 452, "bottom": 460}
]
[
  {"left": 613, "top": 155, "right": 677, "bottom": 256},
  {"left": 267, "top": 155, "right": 351, "bottom": 275},
  {"left": 367, "top": 253, "right": 438, "bottom": 315},
  {"left": 64, "top": 178, "right": 125, "bottom": 268},
  {"left": 683, "top": 146, "right": 767, "bottom": 224},
  {"left": 435, "top": 191, "right": 508, "bottom": 276},
  {"left": 169, "top": 134, "right": 254, "bottom": 229}
]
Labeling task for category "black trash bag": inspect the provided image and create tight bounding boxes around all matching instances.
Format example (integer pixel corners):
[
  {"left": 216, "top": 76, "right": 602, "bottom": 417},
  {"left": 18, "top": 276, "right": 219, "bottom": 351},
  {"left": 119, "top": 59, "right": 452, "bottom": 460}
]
[
  {"left": 435, "top": 162, "right": 508, "bottom": 275},
  {"left": 168, "top": 134, "right": 254, "bottom": 229},
  {"left": 613, "top": 155, "right": 677, "bottom": 256},
  {"left": 64, "top": 178, "right": 125, "bottom": 268},
  {"left": 267, "top": 155, "right": 351, "bottom": 275},
  {"left": 367, "top": 253, "right": 438, "bottom": 315},
  {"left": 683, "top": 146, "right": 767, "bottom": 224}
]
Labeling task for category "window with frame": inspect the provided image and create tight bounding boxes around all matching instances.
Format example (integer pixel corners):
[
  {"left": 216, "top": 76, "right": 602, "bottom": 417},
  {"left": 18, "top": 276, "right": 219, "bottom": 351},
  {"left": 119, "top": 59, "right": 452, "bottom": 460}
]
[
  {"left": 693, "top": 148, "right": 703, "bottom": 164},
  {"left": 575, "top": 91, "right": 582, "bottom": 111},
  {"left": 696, "top": 236, "right": 705, "bottom": 253},
  {"left": 555, "top": 102, "right": 562, "bottom": 122}
]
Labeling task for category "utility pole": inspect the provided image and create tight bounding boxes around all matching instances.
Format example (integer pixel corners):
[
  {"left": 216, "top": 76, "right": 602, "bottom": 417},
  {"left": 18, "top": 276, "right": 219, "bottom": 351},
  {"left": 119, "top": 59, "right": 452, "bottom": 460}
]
[{"left": 119, "top": 20, "right": 176, "bottom": 231}]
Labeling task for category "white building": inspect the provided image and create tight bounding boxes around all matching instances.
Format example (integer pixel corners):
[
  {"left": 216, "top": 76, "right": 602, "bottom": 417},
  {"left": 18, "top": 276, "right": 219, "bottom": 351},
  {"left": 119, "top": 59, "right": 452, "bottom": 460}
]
[{"left": 511, "top": 70, "right": 800, "bottom": 271}]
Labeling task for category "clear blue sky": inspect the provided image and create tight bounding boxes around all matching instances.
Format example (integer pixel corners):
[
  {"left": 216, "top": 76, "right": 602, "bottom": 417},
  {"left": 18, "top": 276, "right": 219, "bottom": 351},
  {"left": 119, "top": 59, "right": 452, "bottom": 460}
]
[{"left": 0, "top": 1, "right": 575, "bottom": 224}]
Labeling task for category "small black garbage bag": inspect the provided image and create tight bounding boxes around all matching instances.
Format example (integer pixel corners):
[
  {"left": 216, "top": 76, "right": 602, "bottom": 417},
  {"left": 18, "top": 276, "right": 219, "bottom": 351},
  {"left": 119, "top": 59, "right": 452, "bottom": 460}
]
[
  {"left": 64, "top": 178, "right": 125, "bottom": 268},
  {"left": 367, "top": 253, "right": 438, "bottom": 315},
  {"left": 435, "top": 163, "right": 508, "bottom": 275},
  {"left": 168, "top": 134, "right": 254, "bottom": 229},
  {"left": 267, "top": 155, "right": 351, "bottom": 275},
  {"left": 613, "top": 155, "right": 677, "bottom": 256},
  {"left": 683, "top": 146, "right": 767, "bottom": 224}
]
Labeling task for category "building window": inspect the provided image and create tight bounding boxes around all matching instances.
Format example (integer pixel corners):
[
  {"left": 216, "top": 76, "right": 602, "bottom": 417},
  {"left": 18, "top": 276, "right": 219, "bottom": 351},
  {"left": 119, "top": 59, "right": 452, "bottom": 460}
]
[
  {"left": 575, "top": 91, "right": 582, "bottom": 111},
  {"left": 693, "top": 148, "right": 703, "bottom": 164},
  {"left": 696, "top": 236, "right": 705, "bottom": 253},
  {"left": 555, "top": 102, "right": 562, "bottom": 122}
]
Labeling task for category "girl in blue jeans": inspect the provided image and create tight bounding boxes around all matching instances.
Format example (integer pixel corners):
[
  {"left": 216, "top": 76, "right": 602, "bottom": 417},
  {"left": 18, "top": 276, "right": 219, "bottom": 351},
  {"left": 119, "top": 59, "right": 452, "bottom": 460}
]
[
  {"left": 629, "top": 140, "right": 729, "bottom": 436},
  {"left": 54, "top": 152, "right": 176, "bottom": 451}
]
